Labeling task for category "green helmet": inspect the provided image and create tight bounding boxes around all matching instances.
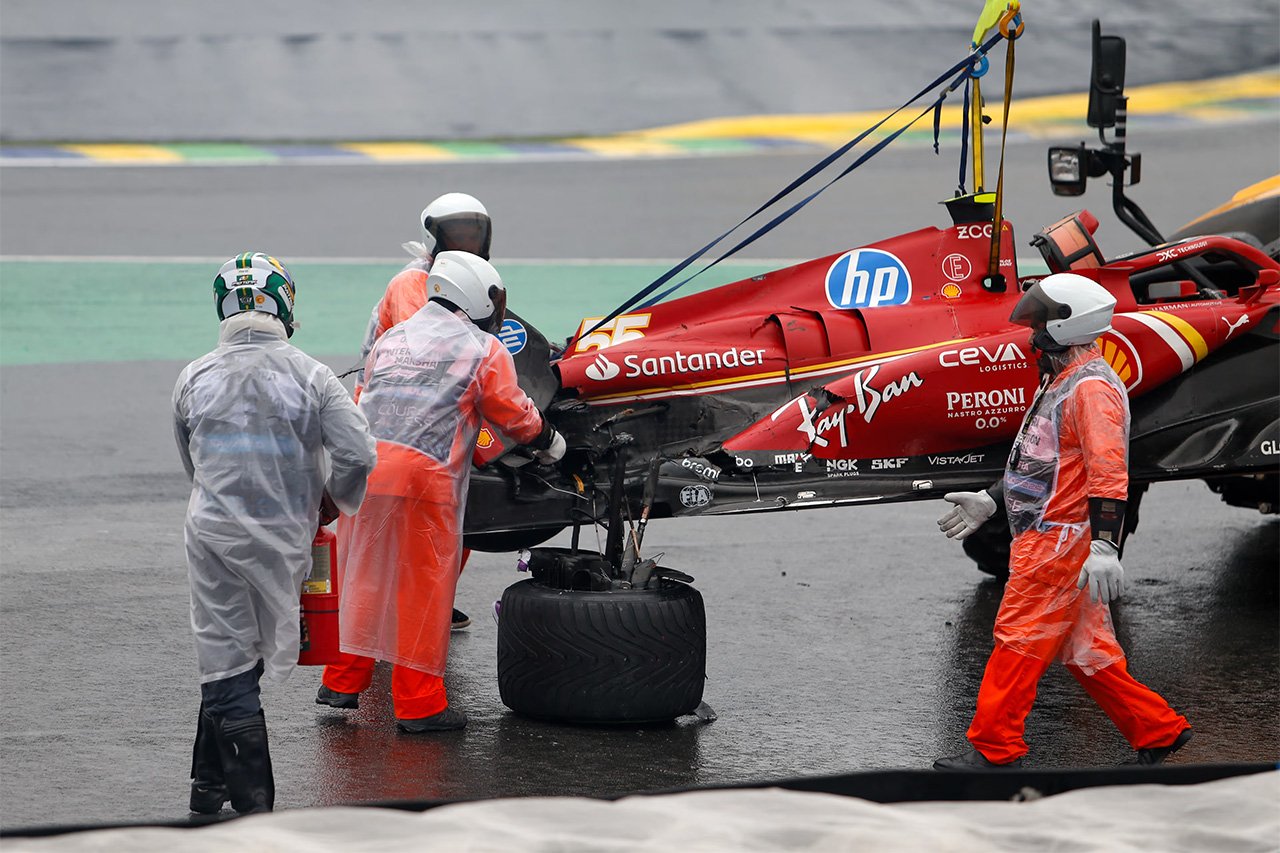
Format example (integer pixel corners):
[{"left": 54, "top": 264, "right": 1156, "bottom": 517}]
[{"left": 213, "top": 252, "right": 297, "bottom": 337}]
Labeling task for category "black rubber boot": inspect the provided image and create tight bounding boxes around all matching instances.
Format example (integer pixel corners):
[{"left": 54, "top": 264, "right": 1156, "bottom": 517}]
[
  {"left": 214, "top": 711, "right": 275, "bottom": 814},
  {"left": 316, "top": 684, "right": 359, "bottom": 709},
  {"left": 189, "top": 705, "right": 227, "bottom": 814},
  {"left": 397, "top": 706, "right": 468, "bottom": 733},
  {"left": 933, "top": 747, "right": 1023, "bottom": 771},
  {"left": 1136, "top": 728, "right": 1193, "bottom": 766}
]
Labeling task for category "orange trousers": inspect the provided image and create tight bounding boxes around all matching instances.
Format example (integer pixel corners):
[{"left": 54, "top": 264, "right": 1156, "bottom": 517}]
[
  {"left": 322, "top": 549, "right": 470, "bottom": 721},
  {"left": 967, "top": 643, "right": 1189, "bottom": 764},
  {"left": 322, "top": 652, "right": 447, "bottom": 720}
]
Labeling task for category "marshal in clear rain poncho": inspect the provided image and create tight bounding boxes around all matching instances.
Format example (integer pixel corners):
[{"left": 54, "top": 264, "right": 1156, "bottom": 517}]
[{"left": 174, "top": 312, "right": 377, "bottom": 686}]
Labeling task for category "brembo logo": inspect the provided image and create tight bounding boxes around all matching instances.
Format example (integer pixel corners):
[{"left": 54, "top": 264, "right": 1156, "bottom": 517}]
[{"left": 585, "top": 353, "right": 620, "bottom": 381}]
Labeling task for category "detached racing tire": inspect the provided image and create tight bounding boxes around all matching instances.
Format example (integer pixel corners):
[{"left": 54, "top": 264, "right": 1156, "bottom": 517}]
[{"left": 497, "top": 579, "right": 706, "bottom": 724}]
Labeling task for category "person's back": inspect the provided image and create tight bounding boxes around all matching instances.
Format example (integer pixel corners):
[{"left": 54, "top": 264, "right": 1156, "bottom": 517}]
[
  {"left": 361, "top": 301, "right": 530, "bottom": 502},
  {"left": 175, "top": 253, "right": 376, "bottom": 816},
  {"left": 323, "top": 251, "right": 564, "bottom": 733},
  {"left": 180, "top": 314, "right": 332, "bottom": 544}
]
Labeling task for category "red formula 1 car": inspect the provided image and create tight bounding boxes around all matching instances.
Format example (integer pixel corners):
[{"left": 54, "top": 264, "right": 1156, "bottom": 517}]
[{"left": 471, "top": 18, "right": 1279, "bottom": 724}]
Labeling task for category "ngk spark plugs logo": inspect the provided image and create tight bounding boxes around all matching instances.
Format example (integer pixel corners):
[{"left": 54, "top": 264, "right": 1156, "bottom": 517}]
[
  {"left": 825, "top": 249, "right": 912, "bottom": 309},
  {"left": 585, "top": 353, "right": 620, "bottom": 381},
  {"left": 945, "top": 386, "right": 1027, "bottom": 431}
]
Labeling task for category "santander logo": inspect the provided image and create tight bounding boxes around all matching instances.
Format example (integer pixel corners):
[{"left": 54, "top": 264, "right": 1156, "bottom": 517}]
[{"left": 585, "top": 353, "right": 620, "bottom": 381}]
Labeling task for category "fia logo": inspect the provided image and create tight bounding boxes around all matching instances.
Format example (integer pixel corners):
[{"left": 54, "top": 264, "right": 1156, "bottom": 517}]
[
  {"left": 679, "top": 484, "right": 713, "bottom": 508},
  {"left": 825, "top": 249, "right": 912, "bottom": 309},
  {"left": 585, "top": 353, "right": 620, "bottom": 381}
]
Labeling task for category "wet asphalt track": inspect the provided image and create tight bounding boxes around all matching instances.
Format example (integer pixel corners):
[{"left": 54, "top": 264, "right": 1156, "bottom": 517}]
[{"left": 1, "top": 124, "right": 1278, "bottom": 829}]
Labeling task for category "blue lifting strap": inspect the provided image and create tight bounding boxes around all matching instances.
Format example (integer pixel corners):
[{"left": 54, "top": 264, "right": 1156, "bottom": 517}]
[{"left": 573, "top": 32, "right": 1005, "bottom": 346}]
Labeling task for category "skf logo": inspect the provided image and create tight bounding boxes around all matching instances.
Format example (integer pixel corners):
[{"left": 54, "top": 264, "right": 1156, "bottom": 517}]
[
  {"left": 584, "top": 353, "right": 620, "bottom": 381},
  {"left": 574, "top": 314, "right": 651, "bottom": 353},
  {"left": 825, "top": 249, "right": 912, "bottom": 309},
  {"left": 1097, "top": 332, "right": 1142, "bottom": 390},
  {"left": 476, "top": 428, "right": 495, "bottom": 449},
  {"left": 871, "top": 458, "right": 909, "bottom": 470}
]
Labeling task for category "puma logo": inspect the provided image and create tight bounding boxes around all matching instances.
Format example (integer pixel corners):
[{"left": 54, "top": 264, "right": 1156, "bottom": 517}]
[{"left": 1224, "top": 315, "right": 1249, "bottom": 339}]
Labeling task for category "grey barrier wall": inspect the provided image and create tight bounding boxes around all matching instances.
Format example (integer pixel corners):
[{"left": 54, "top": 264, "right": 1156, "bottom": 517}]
[{"left": 1, "top": 0, "right": 1276, "bottom": 142}]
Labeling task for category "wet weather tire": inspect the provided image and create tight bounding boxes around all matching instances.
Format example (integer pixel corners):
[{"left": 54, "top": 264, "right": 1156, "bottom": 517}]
[{"left": 497, "top": 579, "right": 706, "bottom": 723}]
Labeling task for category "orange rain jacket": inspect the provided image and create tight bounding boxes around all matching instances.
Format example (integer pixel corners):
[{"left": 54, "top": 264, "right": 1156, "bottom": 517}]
[
  {"left": 354, "top": 257, "right": 431, "bottom": 396},
  {"left": 997, "top": 347, "right": 1129, "bottom": 674},
  {"left": 338, "top": 302, "right": 545, "bottom": 675}
]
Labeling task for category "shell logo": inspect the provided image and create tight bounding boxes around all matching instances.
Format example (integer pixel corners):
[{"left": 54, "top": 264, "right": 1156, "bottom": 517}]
[
  {"left": 475, "top": 428, "right": 495, "bottom": 449},
  {"left": 1097, "top": 332, "right": 1142, "bottom": 390},
  {"left": 940, "top": 283, "right": 962, "bottom": 300}
]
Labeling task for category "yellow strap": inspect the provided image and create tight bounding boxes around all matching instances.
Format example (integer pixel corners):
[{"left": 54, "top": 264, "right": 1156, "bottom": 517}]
[
  {"left": 971, "top": 0, "right": 1008, "bottom": 45},
  {"left": 987, "top": 23, "right": 1016, "bottom": 283},
  {"left": 971, "top": 77, "right": 985, "bottom": 192}
]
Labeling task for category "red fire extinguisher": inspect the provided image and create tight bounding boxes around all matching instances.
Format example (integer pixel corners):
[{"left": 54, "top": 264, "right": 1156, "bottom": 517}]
[{"left": 298, "top": 524, "right": 341, "bottom": 665}]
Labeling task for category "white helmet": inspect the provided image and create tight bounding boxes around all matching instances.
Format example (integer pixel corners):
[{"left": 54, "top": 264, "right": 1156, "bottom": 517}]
[
  {"left": 426, "top": 250, "right": 507, "bottom": 333},
  {"left": 420, "top": 192, "right": 492, "bottom": 259},
  {"left": 1010, "top": 272, "right": 1116, "bottom": 350}
]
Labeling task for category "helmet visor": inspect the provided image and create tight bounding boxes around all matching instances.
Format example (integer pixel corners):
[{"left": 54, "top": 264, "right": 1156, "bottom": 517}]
[
  {"left": 430, "top": 213, "right": 492, "bottom": 259},
  {"left": 1009, "top": 284, "right": 1073, "bottom": 329},
  {"left": 484, "top": 285, "right": 507, "bottom": 334}
]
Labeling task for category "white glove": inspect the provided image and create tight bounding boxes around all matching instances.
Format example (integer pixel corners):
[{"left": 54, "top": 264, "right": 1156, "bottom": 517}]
[
  {"left": 937, "top": 490, "right": 997, "bottom": 540},
  {"left": 1077, "top": 540, "right": 1125, "bottom": 603},
  {"left": 533, "top": 429, "right": 566, "bottom": 465}
]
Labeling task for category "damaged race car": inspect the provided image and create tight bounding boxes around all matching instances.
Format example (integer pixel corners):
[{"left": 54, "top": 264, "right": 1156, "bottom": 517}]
[{"left": 467, "top": 15, "right": 1280, "bottom": 724}]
